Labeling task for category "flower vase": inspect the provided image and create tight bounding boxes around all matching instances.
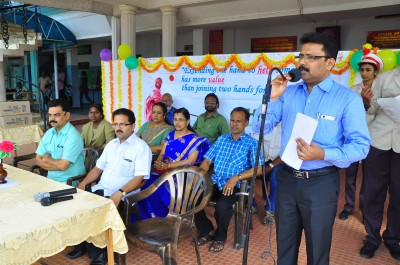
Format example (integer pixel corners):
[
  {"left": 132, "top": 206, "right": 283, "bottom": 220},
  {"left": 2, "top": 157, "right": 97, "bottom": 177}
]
[{"left": 0, "top": 161, "right": 7, "bottom": 184}]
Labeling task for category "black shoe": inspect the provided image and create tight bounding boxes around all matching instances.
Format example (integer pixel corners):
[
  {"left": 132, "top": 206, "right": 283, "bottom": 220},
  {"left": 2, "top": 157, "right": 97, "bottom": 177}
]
[
  {"left": 338, "top": 210, "right": 351, "bottom": 220},
  {"left": 360, "top": 240, "right": 379, "bottom": 259},
  {"left": 90, "top": 252, "right": 106, "bottom": 265},
  {"left": 384, "top": 242, "right": 400, "bottom": 261},
  {"left": 67, "top": 246, "right": 87, "bottom": 259}
]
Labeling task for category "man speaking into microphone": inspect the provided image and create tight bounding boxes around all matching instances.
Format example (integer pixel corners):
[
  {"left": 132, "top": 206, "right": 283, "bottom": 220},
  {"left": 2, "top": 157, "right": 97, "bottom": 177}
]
[
  {"left": 35, "top": 99, "right": 85, "bottom": 183},
  {"left": 254, "top": 32, "right": 371, "bottom": 265}
]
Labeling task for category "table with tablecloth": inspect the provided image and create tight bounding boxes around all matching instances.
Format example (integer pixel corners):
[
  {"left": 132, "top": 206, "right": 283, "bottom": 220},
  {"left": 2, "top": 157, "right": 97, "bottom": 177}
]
[
  {"left": 0, "top": 165, "right": 128, "bottom": 265},
  {"left": 0, "top": 124, "right": 43, "bottom": 146}
]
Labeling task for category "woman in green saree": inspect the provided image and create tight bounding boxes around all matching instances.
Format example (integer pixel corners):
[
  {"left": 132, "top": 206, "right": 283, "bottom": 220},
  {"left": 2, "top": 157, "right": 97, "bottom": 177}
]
[{"left": 136, "top": 102, "right": 174, "bottom": 160}]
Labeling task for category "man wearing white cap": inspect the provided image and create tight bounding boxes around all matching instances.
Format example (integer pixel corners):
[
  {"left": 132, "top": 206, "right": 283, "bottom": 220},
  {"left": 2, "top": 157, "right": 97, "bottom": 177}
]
[
  {"left": 338, "top": 51, "right": 384, "bottom": 221},
  {"left": 360, "top": 60, "right": 400, "bottom": 261}
]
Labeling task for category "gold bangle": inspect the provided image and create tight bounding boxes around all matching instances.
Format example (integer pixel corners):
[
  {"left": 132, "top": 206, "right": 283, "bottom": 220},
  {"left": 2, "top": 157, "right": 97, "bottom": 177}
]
[{"left": 237, "top": 174, "right": 242, "bottom": 180}]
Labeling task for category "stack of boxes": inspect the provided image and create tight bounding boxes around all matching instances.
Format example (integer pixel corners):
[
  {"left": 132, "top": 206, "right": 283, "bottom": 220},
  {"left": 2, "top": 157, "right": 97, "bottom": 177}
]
[{"left": 0, "top": 101, "right": 32, "bottom": 128}]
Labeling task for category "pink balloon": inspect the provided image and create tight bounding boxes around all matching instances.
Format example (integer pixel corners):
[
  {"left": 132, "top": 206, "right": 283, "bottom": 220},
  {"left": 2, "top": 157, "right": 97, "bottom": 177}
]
[{"left": 100, "top": 48, "right": 112, "bottom": 61}]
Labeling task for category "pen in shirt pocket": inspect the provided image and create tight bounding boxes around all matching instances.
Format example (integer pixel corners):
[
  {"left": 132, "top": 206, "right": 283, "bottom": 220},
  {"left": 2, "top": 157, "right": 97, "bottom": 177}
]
[
  {"left": 317, "top": 112, "right": 336, "bottom": 121},
  {"left": 123, "top": 158, "right": 132, "bottom": 162}
]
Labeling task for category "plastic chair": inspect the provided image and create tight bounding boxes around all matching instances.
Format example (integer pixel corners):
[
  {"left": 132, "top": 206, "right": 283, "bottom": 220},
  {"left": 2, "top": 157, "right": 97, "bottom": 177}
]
[
  {"left": 13, "top": 148, "right": 99, "bottom": 184},
  {"left": 122, "top": 166, "right": 213, "bottom": 265},
  {"left": 207, "top": 179, "right": 250, "bottom": 249},
  {"left": 66, "top": 148, "right": 99, "bottom": 186}
]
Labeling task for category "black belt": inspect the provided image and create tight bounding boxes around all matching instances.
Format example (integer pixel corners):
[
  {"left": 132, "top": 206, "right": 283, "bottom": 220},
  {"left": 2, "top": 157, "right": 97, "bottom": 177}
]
[{"left": 282, "top": 163, "right": 338, "bottom": 179}]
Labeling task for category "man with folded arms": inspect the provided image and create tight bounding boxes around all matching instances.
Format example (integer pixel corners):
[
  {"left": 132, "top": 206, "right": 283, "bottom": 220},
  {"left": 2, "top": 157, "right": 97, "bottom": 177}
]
[
  {"left": 254, "top": 32, "right": 371, "bottom": 264},
  {"left": 35, "top": 99, "right": 85, "bottom": 183},
  {"left": 67, "top": 108, "right": 152, "bottom": 265}
]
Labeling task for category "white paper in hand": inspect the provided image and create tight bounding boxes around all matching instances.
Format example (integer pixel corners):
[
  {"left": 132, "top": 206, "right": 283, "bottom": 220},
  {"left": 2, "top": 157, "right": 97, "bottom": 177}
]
[
  {"left": 377, "top": 95, "right": 400, "bottom": 124},
  {"left": 281, "top": 113, "right": 318, "bottom": 170}
]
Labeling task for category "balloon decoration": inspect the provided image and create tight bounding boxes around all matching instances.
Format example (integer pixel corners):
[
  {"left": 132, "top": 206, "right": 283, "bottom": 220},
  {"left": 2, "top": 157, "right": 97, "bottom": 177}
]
[
  {"left": 118, "top": 44, "right": 132, "bottom": 60},
  {"left": 99, "top": 48, "right": 112, "bottom": 61},
  {"left": 125, "top": 56, "right": 139, "bottom": 70},
  {"left": 397, "top": 51, "right": 400, "bottom": 66},
  {"left": 350, "top": 50, "right": 363, "bottom": 72},
  {"left": 377, "top": 49, "right": 397, "bottom": 72}
]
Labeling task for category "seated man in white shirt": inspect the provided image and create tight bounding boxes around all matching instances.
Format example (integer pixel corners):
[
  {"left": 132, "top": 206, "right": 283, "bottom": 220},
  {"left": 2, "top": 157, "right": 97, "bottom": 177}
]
[{"left": 67, "top": 108, "right": 152, "bottom": 265}]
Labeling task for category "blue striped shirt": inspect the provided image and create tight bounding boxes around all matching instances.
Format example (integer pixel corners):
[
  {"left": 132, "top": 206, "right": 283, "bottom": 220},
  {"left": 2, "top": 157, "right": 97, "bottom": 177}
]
[
  {"left": 204, "top": 133, "right": 263, "bottom": 190},
  {"left": 254, "top": 75, "right": 371, "bottom": 170}
]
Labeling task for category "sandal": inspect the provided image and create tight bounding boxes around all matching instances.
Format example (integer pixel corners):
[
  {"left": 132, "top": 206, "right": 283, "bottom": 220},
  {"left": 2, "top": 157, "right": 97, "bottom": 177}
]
[
  {"left": 209, "top": 240, "right": 225, "bottom": 253},
  {"left": 193, "top": 233, "right": 214, "bottom": 246}
]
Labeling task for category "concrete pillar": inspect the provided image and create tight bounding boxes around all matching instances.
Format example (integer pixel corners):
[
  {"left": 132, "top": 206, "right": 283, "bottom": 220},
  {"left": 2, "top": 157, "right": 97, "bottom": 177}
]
[
  {"left": 193, "top": 28, "right": 204, "bottom": 55},
  {"left": 223, "top": 28, "right": 235, "bottom": 54},
  {"left": 0, "top": 59, "right": 5, "bottom": 102},
  {"left": 29, "top": 51, "right": 38, "bottom": 93},
  {"left": 161, "top": 6, "right": 178, "bottom": 57},
  {"left": 120, "top": 5, "right": 137, "bottom": 56},
  {"left": 23, "top": 53, "right": 30, "bottom": 90},
  {"left": 111, "top": 16, "right": 121, "bottom": 60},
  {"left": 53, "top": 44, "right": 59, "bottom": 99},
  {"left": 66, "top": 48, "right": 79, "bottom": 107}
]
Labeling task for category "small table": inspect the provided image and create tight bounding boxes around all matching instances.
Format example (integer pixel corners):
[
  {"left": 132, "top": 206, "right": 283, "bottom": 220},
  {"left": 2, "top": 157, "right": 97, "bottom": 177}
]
[{"left": 0, "top": 165, "right": 128, "bottom": 265}]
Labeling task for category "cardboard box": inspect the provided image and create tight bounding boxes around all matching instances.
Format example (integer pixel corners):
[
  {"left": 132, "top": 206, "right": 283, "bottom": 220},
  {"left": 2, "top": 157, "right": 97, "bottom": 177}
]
[
  {"left": 0, "top": 101, "right": 31, "bottom": 116},
  {"left": 0, "top": 113, "right": 32, "bottom": 128}
]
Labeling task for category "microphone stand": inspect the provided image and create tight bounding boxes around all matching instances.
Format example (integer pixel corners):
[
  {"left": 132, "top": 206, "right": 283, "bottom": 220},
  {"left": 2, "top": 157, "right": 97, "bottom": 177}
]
[{"left": 242, "top": 67, "right": 285, "bottom": 265}]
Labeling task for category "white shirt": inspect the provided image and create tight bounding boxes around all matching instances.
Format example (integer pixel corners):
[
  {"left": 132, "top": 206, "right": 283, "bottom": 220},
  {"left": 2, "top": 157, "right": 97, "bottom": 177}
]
[
  {"left": 92, "top": 133, "right": 152, "bottom": 196},
  {"left": 367, "top": 67, "right": 400, "bottom": 152},
  {"left": 252, "top": 123, "right": 282, "bottom": 161}
]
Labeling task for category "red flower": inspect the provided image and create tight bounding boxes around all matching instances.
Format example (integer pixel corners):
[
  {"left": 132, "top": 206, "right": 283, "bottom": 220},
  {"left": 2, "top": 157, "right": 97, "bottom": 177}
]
[{"left": 0, "top": 140, "right": 15, "bottom": 153}]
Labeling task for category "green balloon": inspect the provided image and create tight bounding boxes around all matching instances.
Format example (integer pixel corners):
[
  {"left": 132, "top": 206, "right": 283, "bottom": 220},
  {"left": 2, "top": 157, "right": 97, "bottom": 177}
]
[
  {"left": 350, "top": 50, "right": 363, "bottom": 72},
  {"left": 378, "top": 50, "right": 397, "bottom": 72},
  {"left": 397, "top": 51, "right": 400, "bottom": 66},
  {"left": 125, "top": 56, "right": 139, "bottom": 70}
]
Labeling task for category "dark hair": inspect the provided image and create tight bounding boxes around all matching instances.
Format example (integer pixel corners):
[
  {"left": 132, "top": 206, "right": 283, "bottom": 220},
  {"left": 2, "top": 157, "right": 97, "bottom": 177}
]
[
  {"left": 359, "top": 62, "right": 378, "bottom": 72},
  {"left": 231, "top": 107, "right": 250, "bottom": 121},
  {"left": 205, "top": 93, "right": 219, "bottom": 105},
  {"left": 48, "top": 99, "right": 71, "bottom": 113},
  {"left": 300, "top": 32, "right": 338, "bottom": 60},
  {"left": 174, "top": 108, "right": 195, "bottom": 132},
  {"left": 89, "top": 103, "right": 104, "bottom": 119},
  {"left": 112, "top": 108, "right": 136, "bottom": 124},
  {"left": 82, "top": 71, "right": 87, "bottom": 77},
  {"left": 153, "top": 102, "right": 170, "bottom": 124}
]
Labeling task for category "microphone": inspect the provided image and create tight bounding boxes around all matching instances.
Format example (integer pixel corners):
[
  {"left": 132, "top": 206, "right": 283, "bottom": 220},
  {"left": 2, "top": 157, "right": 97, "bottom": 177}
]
[
  {"left": 40, "top": 195, "right": 73, "bottom": 206},
  {"left": 287, "top": 68, "right": 301, "bottom": 82},
  {"left": 34, "top": 187, "right": 77, "bottom": 202}
]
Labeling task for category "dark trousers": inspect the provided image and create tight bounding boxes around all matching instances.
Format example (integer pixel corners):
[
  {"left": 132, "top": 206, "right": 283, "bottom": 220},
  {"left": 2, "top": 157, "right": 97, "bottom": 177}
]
[
  {"left": 195, "top": 184, "right": 239, "bottom": 241},
  {"left": 343, "top": 161, "right": 365, "bottom": 212},
  {"left": 363, "top": 146, "right": 400, "bottom": 246},
  {"left": 74, "top": 189, "right": 111, "bottom": 260},
  {"left": 276, "top": 168, "right": 340, "bottom": 265}
]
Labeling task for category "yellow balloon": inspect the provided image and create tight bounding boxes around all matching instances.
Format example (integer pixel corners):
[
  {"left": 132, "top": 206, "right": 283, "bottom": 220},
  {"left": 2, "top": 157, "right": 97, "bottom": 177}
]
[
  {"left": 118, "top": 44, "right": 132, "bottom": 60},
  {"left": 377, "top": 50, "right": 397, "bottom": 72}
]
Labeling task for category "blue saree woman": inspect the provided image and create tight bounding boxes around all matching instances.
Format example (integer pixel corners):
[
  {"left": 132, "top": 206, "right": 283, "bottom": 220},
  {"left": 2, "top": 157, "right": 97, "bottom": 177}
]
[{"left": 136, "top": 108, "right": 210, "bottom": 220}]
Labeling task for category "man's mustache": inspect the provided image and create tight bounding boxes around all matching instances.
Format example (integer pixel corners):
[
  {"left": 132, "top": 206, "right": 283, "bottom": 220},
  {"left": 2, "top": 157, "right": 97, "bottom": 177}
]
[
  {"left": 116, "top": 130, "right": 123, "bottom": 133},
  {"left": 299, "top": 65, "right": 310, "bottom": 72},
  {"left": 49, "top": 120, "right": 57, "bottom": 124}
]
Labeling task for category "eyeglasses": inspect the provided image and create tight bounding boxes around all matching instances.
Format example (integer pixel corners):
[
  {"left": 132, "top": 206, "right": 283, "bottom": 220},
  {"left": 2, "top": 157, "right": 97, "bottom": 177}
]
[
  {"left": 205, "top": 101, "right": 217, "bottom": 105},
  {"left": 173, "top": 118, "right": 187, "bottom": 123},
  {"left": 295, "top": 55, "right": 331, "bottom": 61},
  {"left": 112, "top": 123, "right": 132, "bottom": 128}
]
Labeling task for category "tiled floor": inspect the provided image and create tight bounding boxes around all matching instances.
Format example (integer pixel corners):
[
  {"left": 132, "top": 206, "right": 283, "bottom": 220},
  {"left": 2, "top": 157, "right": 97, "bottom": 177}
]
[
  {"left": 7, "top": 110, "right": 399, "bottom": 265},
  {"left": 39, "top": 168, "right": 397, "bottom": 265}
]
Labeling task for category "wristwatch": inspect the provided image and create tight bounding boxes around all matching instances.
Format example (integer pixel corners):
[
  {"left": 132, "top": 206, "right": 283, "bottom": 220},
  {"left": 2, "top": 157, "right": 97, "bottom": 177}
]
[
  {"left": 268, "top": 162, "right": 274, "bottom": 169},
  {"left": 119, "top": 189, "right": 126, "bottom": 196}
]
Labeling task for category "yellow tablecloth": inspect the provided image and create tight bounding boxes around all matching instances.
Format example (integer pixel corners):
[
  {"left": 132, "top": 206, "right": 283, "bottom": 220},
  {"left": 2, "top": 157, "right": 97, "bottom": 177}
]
[
  {"left": 0, "top": 165, "right": 128, "bottom": 265},
  {"left": 0, "top": 124, "right": 43, "bottom": 145}
]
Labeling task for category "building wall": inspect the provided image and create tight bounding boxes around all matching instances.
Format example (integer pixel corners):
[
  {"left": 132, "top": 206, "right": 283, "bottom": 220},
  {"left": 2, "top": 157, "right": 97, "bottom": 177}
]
[{"left": 133, "top": 15, "right": 398, "bottom": 56}]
